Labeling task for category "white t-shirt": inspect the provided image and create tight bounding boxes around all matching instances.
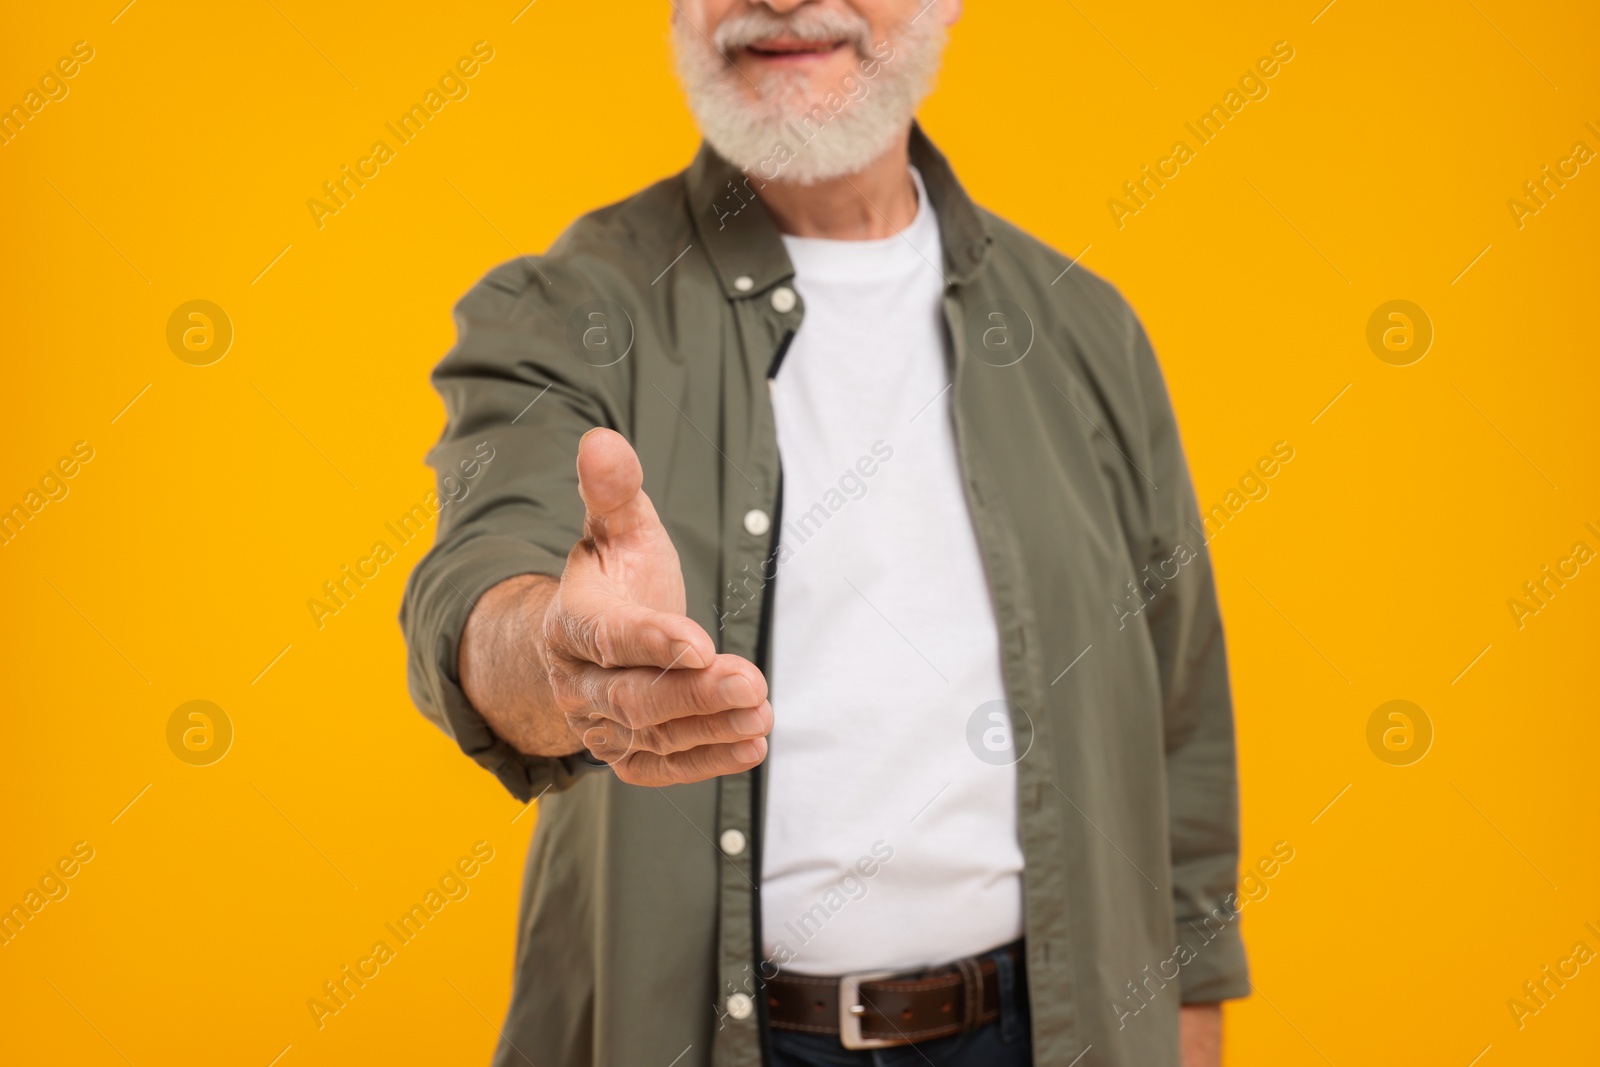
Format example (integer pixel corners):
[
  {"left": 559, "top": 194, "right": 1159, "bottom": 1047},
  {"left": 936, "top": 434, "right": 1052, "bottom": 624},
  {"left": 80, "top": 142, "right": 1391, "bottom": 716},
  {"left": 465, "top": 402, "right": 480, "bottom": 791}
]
[{"left": 760, "top": 167, "right": 1025, "bottom": 976}]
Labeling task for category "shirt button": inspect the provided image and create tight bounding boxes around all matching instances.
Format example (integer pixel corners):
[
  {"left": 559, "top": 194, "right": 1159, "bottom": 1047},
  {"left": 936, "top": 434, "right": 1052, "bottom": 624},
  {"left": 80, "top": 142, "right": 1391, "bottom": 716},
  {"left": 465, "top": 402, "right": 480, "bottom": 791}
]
[
  {"left": 770, "top": 286, "right": 797, "bottom": 313},
  {"left": 726, "top": 992, "right": 754, "bottom": 1020},
  {"left": 720, "top": 828, "right": 747, "bottom": 856},
  {"left": 733, "top": 275, "right": 754, "bottom": 292},
  {"left": 743, "top": 509, "right": 771, "bottom": 536}
]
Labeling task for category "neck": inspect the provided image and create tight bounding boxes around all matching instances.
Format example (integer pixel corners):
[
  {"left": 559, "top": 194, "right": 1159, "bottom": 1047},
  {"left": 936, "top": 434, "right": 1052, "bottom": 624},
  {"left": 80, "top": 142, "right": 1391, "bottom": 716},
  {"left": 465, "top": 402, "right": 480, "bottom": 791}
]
[{"left": 755, "top": 129, "right": 917, "bottom": 240}]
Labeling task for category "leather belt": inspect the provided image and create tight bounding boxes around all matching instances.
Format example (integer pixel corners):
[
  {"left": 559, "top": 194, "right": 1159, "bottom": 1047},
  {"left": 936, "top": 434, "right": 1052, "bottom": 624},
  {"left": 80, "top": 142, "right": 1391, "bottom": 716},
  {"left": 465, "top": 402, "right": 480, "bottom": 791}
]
[{"left": 765, "top": 942, "right": 1024, "bottom": 1050}]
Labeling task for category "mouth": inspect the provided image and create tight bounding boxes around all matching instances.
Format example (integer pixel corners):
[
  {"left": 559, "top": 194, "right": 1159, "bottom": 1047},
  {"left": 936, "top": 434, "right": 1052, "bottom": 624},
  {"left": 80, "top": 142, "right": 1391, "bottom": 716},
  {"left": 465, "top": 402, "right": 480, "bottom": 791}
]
[{"left": 741, "top": 36, "right": 849, "bottom": 63}]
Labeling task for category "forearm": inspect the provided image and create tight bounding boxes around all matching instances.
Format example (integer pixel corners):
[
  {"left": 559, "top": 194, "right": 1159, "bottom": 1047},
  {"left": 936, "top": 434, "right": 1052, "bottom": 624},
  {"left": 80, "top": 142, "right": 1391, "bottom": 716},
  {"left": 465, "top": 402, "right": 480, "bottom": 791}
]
[{"left": 458, "top": 573, "right": 584, "bottom": 758}]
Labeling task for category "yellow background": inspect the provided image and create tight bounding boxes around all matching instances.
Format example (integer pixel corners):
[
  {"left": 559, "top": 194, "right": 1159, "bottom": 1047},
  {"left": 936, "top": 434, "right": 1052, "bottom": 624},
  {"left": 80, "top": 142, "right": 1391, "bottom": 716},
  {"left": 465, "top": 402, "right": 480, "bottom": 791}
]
[{"left": 2, "top": 1, "right": 1596, "bottom": 1064}]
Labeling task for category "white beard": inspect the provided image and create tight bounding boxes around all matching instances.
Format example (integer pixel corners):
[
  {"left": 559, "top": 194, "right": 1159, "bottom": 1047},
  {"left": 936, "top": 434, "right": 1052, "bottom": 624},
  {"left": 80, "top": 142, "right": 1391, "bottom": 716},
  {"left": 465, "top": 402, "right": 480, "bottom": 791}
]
[{"left": 671, "top": 9, "right": 946, "bottom": 186}]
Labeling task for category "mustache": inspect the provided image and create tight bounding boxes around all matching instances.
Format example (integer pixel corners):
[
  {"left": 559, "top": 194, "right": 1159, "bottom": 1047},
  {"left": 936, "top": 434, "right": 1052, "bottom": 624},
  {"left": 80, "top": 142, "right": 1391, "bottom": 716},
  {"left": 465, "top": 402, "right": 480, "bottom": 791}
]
[{"left": 712, "top": 7, "right": 874, "bottom": 55}]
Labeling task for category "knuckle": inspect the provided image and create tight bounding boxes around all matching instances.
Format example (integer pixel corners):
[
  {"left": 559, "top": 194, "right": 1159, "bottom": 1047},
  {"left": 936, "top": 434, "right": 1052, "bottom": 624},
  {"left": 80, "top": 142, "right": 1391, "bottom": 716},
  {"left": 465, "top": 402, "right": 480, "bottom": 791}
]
[
  {"left": 591, "top": 611, "right": 638, "bottom": 669},
  {"left": 659, "top": 750, "right": 687, "bottom": 782},
  {"left": 590, "top": 616, "right": 617, "bottom": 667},
  {"left": 557, "top": 605, "right": 605, "bottom": 666},
  {"left": 612, "top": 722, "right": 642, "bottom": 759},
  {"left": 575, "top": 719, "right": 607, "bottom": 751},
  {"left": 547, "top": 668, "right": 580, "bottom": 711},
  {"left": 540, "top": 604, "right": 566, "bottom": 650},
  {"left": 687, "top": 676, "right": 722, "bottom": 716},
  {"left": 633, "top": 724, "right": 669, "bottom": 756},
  {"left": 546, "top": 604, "right": 586, "bottom": 660},
  {"left": 602, "top": 672, "right": 632, "bottom": 721},
  {"left": 668, "top": 749, "right": 707, "bottom": 783},
  {"left": 689, "top": 712, "right": 727, "bottom": 746},
  {"left": 615, "top": 754, "right": 657, "bottom": 788}
]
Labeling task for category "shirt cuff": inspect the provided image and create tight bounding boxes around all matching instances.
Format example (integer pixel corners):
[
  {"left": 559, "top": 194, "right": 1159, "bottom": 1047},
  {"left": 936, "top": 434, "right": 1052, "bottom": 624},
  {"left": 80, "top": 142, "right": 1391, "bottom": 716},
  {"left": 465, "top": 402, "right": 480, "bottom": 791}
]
[
  {"left": 401, "top": 533, "right": 599, "bottom": 802},
  {"left": 1173, "top": 910, "right": 1252, "bottom": 1003}
]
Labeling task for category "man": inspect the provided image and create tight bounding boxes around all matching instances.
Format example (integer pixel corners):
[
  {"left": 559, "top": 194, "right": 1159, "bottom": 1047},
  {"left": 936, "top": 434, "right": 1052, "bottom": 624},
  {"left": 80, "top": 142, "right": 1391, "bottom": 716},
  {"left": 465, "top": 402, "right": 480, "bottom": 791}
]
[{"left": 400, "top": 1, "right": 1248, "bottom": 1065}]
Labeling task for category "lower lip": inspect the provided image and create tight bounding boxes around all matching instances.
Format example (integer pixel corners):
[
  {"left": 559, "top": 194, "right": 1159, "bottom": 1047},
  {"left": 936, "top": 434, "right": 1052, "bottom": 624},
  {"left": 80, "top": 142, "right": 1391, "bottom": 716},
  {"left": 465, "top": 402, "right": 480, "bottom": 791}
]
[{"left": 742, "top": 43, "right": 847, "bottom": 65}]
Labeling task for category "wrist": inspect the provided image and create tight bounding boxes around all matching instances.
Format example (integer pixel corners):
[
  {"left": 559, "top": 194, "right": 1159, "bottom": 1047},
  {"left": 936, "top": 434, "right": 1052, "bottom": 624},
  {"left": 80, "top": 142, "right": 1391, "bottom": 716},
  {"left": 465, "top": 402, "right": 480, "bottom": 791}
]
[
  {"left": 520, "top": 573, "right": 561, "bottom": 680},
  {"left": 523, "top": 577, "right": 588, "bottom": 756}
]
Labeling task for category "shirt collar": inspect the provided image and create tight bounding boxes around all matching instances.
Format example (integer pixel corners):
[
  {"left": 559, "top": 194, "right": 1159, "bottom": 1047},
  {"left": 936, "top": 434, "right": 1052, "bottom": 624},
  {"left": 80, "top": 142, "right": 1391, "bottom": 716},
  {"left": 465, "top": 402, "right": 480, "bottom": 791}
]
[{"left": 684, "top": 121, "right": 994, "bottom": 299}]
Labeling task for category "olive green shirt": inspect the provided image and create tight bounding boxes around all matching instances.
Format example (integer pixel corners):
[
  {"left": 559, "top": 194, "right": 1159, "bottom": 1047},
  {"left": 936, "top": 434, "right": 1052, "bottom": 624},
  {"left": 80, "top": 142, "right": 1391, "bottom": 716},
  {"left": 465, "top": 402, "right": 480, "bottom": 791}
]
[{"left": 400, "top": 125, "right": 1248, "bottom": 1067}]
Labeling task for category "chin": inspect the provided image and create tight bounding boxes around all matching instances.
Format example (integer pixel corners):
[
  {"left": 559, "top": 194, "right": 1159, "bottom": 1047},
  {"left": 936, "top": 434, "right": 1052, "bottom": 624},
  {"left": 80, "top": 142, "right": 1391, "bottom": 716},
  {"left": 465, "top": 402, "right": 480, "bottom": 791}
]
[{"left": 673, "top": 15, "right": 946, "bottom": 185}]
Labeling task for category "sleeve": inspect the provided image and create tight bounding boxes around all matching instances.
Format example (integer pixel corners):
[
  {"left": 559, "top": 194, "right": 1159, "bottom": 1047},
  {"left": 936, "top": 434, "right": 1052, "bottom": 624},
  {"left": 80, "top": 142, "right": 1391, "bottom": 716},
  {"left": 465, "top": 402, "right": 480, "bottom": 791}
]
[
  {"left": 399, "top": 256, "right": 626, "bottom": 802},
  {"left": 1127, "top": 305, "right": 1251, "bottom": 1003}
]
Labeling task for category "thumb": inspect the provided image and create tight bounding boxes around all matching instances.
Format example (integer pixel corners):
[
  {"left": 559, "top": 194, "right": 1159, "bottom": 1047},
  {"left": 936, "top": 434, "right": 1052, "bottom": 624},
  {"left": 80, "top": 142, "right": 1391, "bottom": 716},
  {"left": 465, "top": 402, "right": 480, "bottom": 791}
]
[{"left": 576, "top": 427, "right": 661, "bottom": 542}]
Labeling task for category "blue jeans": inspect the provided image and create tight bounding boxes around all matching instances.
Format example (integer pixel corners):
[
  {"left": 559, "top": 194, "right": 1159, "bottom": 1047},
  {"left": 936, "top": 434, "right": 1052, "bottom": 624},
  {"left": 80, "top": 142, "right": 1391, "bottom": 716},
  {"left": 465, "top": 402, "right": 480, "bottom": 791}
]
[{"left": 766, "top": 945, "right": 1032, "bottom": 1067}]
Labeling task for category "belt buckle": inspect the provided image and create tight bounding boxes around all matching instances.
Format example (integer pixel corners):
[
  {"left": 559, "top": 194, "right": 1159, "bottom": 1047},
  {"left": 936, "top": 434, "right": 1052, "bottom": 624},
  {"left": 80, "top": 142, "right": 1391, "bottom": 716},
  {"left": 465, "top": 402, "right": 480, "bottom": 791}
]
[{"left": 838, "top": 969, "right": 902, "bottom": 1051}]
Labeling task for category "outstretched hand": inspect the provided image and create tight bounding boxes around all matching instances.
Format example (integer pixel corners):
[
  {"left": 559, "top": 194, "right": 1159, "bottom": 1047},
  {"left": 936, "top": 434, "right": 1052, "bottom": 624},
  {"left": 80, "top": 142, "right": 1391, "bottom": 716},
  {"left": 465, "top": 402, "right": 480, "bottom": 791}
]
[{"left": 540, "top": 428, "right": 772, "bottom": 786}]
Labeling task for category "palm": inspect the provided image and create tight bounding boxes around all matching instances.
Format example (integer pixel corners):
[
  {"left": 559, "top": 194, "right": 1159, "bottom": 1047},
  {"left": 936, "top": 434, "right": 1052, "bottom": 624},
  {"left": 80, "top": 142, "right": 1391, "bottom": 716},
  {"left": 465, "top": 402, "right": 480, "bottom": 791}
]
[
  {"left": 566, "top": 429, "right": 692, "bottom": 651},
  {"left": 585, "top": 500, "right": 686, "bottom": 617}
]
